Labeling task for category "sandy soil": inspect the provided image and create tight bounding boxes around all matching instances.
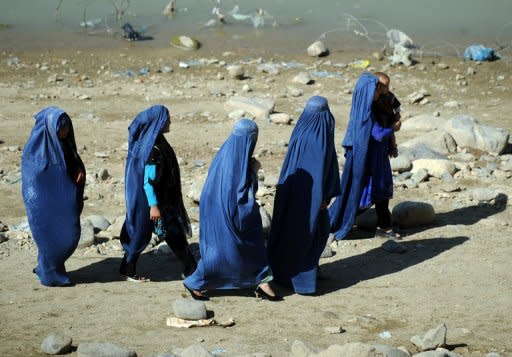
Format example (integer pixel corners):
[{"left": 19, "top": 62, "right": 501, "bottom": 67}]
[{"left": 0, "top": 46, "right": 511, "bottom": 356}]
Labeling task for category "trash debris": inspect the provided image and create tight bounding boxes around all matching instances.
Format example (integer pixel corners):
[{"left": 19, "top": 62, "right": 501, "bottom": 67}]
[
  {"left": 80, "top": 18, "right": 102, "bottom": 28},
  {"left": 349, "top": 59, "right": 370, "bottom": 69},
  {"left": 166, "top": 317, "right": 235, "bottom": 328},
  {"left": 170, "top": 35, "right": 201, "bottom": 50},
  {"left": 379, "top": 331, "right": 392, "bottom": 339},
  {"left": 178, "top": 59, "right": 205, "bottom": 69},
  {"left": 310, "top": 71, "right": 343, "bottom": 79},
  {"left": 122, "top": 23, "right": 153, "bottom": 41},
  {"left": 463, "top": 45, "right": 499, "bottom": 61}
]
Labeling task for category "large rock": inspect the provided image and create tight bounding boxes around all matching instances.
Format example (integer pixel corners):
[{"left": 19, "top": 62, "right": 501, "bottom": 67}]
[
  {"left": 411, "top": 159, "right": 456, "bottom": 178},
  {"left": 78, "top": 220, "right": 96, "bottom": 248},
  {"left": 373, "top": 344, "right": 411, "bottom": 357},
  {"left": 86, "top": 215, "right": 111, "bottom": 232},
  {"left": 400, "top": 114, "right": 446, "bottom": 132},
  {"left": 107, "top": 216, "right": 125, "bottom": 238},
  {"left": 400, "top": 145, "right": 447, "bottom": 161},
  {"left": 400, "top": 131, "right": 457, "bottom": 155},
  {"left": 224, "top": 96, "right": 275, "bottom": 121},
  {"left": 443, "top": 115, "right": 510, "bottom": 154},
  {"left": 187, "top": 178, "right": 205, "bottom": 204},
  {"left": 392, "top": 201, "right": 435, "bottom": 228},
  {"left": 41, "top": 334, "right": 73, "bottom": 355},
  {"left": 410, "top": 323, "right": 447, "bottom": 351},
  {"left": 291, "top": 340, "right": 320, "bottom": 357},
  {"left": 180, "top": 344, "right": 213, "bottom": 357},
  {"left": 77, "top": 342, "right": 137, "bottom": 357},
  {"left": 171, "top": 299, "right": 207, "bottom": 320},
  {"left": 390, "top": 155, "right": 412, "bottom": 173},
  {"left": 315, "top": 343, "right": 376, "bottom": 357}
]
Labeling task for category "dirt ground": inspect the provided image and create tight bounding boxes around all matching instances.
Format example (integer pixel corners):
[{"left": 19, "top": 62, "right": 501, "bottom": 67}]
[{"left": 0, "top": 46, "right": 511, "bottom": 356}]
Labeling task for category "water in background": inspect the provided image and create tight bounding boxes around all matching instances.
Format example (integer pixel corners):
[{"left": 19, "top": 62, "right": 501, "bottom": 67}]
[{"left": 0, "top": 0, "right": 511, "bottom": 57}]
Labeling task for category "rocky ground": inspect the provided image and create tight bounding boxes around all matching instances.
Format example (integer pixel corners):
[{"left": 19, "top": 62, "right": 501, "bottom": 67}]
[{"left": 0, "top": 46, "right": 511, "bottom": 357}]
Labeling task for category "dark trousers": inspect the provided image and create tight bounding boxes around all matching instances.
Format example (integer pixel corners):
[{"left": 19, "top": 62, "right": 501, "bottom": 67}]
[{"left": 375, "top": 199, "right": 392, "bottom": 229}]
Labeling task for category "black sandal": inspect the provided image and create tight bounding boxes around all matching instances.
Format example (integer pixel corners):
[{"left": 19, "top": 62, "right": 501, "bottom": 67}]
[
  {"left": 255, "top": 286, "right": 283, "bottom": 302},
  {"left": 375, "top": 227, "right": 402, "bottom": 240},
  {"left": 184, "top": 285, "right": 209, "bottom": 301}
]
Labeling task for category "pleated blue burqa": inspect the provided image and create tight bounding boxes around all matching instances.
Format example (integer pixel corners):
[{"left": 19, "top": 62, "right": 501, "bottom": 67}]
[
  {"left": 267, "top": 96, "right": 340, "bottom": 294},
  {"left": 184, "top": 119, "right": 270, "bottom": 291},
  {"left": 21, "top": 106, "right": 85, "bottom": 286},
  {"left": 121, "top": 105, "right": 170, "bottom": 264},
  {"left": 328, "top": 72, "right": 379, "bottom": 239}
]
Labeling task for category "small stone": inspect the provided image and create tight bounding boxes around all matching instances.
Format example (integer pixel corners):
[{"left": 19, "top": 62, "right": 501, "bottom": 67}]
[
  {"left": 41, "top": 334, "right": 73, "bottom": 355},
  {"left": 227, "top": 65, "right": 245, "bottom": 79},
  {"left": 289, "top": 88, "right": 303, "bottom": 97},
  {"left": 292, "top": 72, "right": 313, "bottom": 85},
  {"left": 307, "top": 41, "right": 328, "bottom": 57},
  {"left": 324, "top": 326, "right": 345, "bottom": 334},
  {"left": 97, "top": 168, "right": 110, "bottom": 181},
  {"left": 269, "top": 113, "right": 291, "bottom": 125}
]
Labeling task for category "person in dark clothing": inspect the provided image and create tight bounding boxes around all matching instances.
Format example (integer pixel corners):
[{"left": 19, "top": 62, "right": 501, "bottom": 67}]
[
  {"left": 120, "top": 105, "right": 196, "bottom": 282},
  {"left": 371, "top": 72, "right": 402, "bottom": 239}
]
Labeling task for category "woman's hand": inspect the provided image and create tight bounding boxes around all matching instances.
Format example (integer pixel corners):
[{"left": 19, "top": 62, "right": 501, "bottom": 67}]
[
  {"left": 150, "top": 206, "right": 161, "bottom": 221},
  {"left": 251, "top": 158, "right": 261, "bottom": 173},
  {"left": 76, "top": 170, "right": 86, "bottom": 185}
]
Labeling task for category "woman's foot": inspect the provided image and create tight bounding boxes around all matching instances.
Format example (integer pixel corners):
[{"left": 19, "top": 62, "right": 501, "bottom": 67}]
[
  {"left": 375, "top": 227, "right": 402, "bottom": 240},
  {"left": 122, "top": 274, "right": 150, "bottom": 283},
  {"left": 255, "top": 283, "right": 283, "bottom": 301},
  {"left": 184, "top": 284, "right": 209, "bottom": 301}
]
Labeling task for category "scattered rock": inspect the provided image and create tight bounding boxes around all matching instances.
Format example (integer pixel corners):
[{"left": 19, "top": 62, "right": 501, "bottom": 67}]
[
  {"left": 227, "top": 65, "right": 245, "bottom": 79},
  {"left": 410, "top": 323, "right": 447, "bottom": 351},
  {"left": 76, "top": 342, "right": 137, "bottom": 357},
  {"left": 86, "top": 215, "right": 111, "bottom": 233},
  {"left": 78, "top": 220, "right": 96, "bottom": 248},
  {"left": 172, "top": 298, "right": 207, "bottom": 320},
  {"left": 307, "top": 41, "right": 328, "bottom": 57},
  {"left": 292, "top": 72, "right": 314, "bottom": 85},
  {"left": 270, "top": 113, "right": 291, "bottom": 125},
  {"left": 411, "top": 159, "right": 456, "bottom": 178},
  {"left": 180, "top": 344, "right": 213, "bottom": 357},
  {"left": 224, "top": 96, "right": 275, "bottom": 121},
  {"left": 291, "top": 340, "right": 320, "bottom": 357}
]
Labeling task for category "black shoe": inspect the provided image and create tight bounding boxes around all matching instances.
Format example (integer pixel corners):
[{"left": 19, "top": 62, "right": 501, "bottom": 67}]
[
  {"left": 255, "top": 286, "right": 283, "bottom": 302},
  {"left": 184, "top": 284, "right": 209, "bottom": 301}
]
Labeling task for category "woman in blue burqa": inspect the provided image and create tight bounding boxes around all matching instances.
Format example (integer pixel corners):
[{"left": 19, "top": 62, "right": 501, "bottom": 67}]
[
  {"left": 22, "top": 106, "right": 86, "bottom": 286},
  {"left": 328, "top": 72, "right": 395, "bottom": 240},
  {"left": 267, "top": 96, "right": 340, "bottom": 295},
  {"left": 184, "top": 119, "right": 281, "bottom": 301},
  {"left": 120, "top": 105, "right": 196, "bottom": 282}
]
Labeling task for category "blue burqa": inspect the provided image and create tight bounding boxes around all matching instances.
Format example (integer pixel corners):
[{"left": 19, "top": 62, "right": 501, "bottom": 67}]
[
  {"left": 267, "top": 96, "right": 340, "bottom": 294},
  {"left": 22, "top": 106, "right": 85, "bottom": 286},
  {"left": 328, "top": 72, "right": 380, "bottom": 239},
  {"left": 184, "top": 119, "right": 270, "bottom": 291},
  {"left": 121, "top": 105, "right": 170, "bottom": 264}
]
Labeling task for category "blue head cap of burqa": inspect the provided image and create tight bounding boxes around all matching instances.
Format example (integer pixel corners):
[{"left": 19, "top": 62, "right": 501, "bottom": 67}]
[
  {"left": 23, "top": 106, "right": 76, "bottom": 170},
  {"left": 127, "top": 105, "right": 170, "bottom": 162}
]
